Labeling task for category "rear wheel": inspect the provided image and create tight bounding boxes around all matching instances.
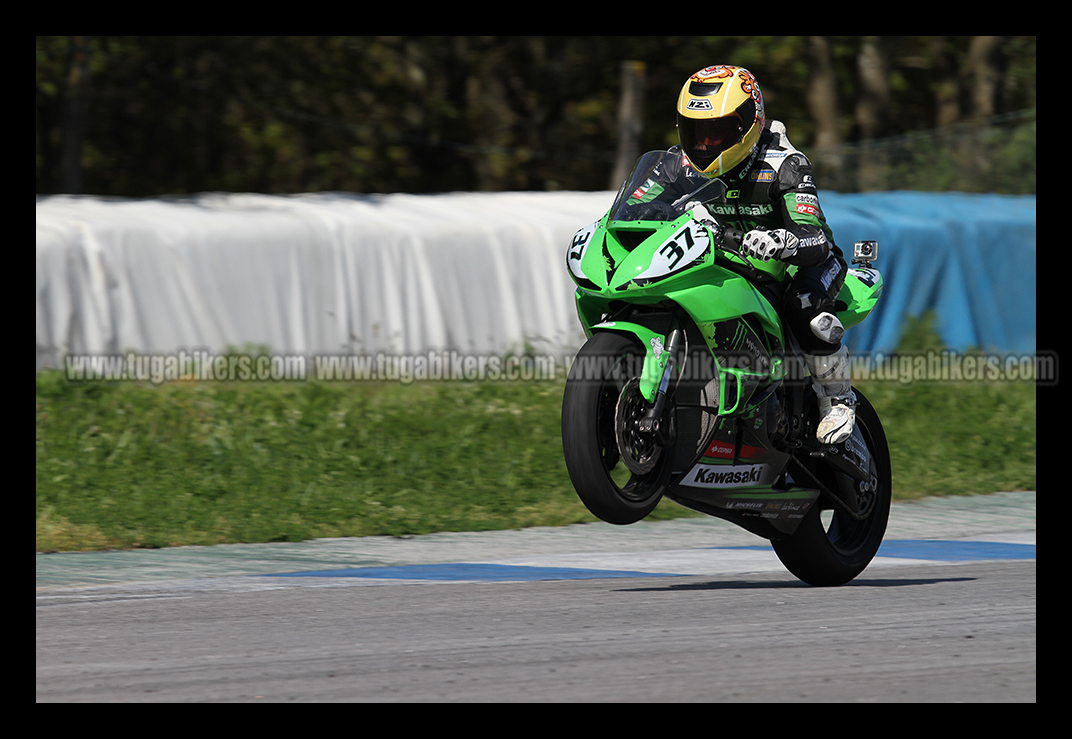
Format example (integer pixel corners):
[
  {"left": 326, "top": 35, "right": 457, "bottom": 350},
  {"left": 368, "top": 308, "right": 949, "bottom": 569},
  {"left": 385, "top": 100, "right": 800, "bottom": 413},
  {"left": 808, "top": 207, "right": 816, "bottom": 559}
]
[
  {"left": 561, "top": 332, "right": 671, "bottom": 524},
  {"left": 772, "top": 387, "right": 891, "bottom": 586}
]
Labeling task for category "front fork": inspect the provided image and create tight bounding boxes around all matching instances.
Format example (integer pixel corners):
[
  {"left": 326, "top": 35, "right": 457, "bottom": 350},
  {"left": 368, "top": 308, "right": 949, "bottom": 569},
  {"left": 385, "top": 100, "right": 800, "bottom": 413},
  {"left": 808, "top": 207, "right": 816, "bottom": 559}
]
[
  {"left": 638, "top": 328, "right": 683, "bottom": 443},
  {"left": 586, "top": 319, "right": 683, "bottom": 446}
]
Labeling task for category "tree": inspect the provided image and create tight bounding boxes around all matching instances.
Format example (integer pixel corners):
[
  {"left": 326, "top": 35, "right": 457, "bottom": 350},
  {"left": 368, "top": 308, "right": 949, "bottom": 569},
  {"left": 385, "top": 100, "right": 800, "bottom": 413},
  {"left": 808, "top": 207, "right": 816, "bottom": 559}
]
[
  {"left": 35, "top": 36, "right": 1035, "bottom": 197},
  {"left": 854, "top": 36, "right": 893, "bottom": 190}
]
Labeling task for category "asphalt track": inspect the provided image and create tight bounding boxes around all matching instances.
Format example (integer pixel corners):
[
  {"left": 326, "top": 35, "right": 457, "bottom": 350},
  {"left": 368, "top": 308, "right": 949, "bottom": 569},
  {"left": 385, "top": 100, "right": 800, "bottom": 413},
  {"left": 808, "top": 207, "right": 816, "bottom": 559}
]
[{"left": 37, "top": 492, "right": 1035, "bottom": 702}]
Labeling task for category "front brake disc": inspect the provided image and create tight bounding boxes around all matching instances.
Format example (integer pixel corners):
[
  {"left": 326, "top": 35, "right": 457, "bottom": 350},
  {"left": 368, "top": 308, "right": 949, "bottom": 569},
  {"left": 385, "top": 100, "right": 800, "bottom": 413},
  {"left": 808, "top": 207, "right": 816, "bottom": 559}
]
[{"left": 615, "top": 378, "right": 662, "bottom": 475}]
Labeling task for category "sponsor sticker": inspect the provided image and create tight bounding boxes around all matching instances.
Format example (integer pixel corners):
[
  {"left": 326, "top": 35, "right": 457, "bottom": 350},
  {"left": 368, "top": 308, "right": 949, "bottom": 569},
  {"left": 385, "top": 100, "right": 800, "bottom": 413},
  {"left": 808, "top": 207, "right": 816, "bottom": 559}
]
[
  {"left": 683, "top": 463, "right": 768, "bottom": 488},
  {"left": 703, "top": 439, "right": 767, "bottom": 460}
]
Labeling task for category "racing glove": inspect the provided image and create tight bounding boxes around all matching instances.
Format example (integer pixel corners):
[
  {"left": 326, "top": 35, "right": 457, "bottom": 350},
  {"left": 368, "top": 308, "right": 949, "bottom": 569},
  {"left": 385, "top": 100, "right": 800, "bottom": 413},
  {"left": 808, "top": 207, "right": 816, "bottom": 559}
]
[{"left": 742, "top": 227, "right": 799, "bottom": 262}]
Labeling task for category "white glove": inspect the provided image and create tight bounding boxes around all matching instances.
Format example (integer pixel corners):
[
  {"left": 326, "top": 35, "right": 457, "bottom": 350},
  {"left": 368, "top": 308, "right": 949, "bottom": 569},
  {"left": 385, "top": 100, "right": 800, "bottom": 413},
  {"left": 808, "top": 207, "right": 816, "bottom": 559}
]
[{"left": 742, "top": 227, "right": 798, "bottom": 261}]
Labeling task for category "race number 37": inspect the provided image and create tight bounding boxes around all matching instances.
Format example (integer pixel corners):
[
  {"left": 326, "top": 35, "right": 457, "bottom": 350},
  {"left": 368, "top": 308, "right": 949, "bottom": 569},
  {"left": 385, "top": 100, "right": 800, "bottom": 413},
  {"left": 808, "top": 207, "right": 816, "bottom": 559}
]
[{"left": 567, "top": 221, "right": 598, "bottom": 280}]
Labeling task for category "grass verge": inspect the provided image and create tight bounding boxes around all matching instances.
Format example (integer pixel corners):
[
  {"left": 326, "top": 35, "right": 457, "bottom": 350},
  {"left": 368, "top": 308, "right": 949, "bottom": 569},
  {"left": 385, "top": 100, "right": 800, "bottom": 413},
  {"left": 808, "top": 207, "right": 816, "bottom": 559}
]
[{"left": 37, "top": 366, "right": 1034, "bottom": 552}]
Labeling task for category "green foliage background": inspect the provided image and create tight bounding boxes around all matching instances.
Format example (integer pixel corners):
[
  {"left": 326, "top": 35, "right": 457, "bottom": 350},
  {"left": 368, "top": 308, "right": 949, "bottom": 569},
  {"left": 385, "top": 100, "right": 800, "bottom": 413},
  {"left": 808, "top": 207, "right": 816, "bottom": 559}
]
[{"left": 37, "top": 36, "right": 1035, "bottom": 196}]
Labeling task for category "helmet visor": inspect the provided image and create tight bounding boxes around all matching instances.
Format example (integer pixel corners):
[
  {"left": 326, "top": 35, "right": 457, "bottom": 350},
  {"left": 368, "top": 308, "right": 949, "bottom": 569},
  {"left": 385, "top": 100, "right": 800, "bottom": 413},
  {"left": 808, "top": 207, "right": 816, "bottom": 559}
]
[{"left": 678, "top": 97, "right": 756, "bottom": 172}]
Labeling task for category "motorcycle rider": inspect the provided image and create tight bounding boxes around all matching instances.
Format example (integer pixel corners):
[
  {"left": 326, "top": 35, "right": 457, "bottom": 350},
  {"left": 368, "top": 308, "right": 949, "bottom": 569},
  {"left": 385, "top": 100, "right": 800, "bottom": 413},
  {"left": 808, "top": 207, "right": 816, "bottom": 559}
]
[{"left": 672, "top": 65, "right": 855, "bottom": 444}]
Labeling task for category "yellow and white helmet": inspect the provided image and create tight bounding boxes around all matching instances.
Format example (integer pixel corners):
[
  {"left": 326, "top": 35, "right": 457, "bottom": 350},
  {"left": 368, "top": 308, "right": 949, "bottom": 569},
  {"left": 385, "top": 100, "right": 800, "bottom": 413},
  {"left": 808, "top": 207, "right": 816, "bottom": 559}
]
[{"left": 677, "top": 65, "right": 765, "bottom": 177}]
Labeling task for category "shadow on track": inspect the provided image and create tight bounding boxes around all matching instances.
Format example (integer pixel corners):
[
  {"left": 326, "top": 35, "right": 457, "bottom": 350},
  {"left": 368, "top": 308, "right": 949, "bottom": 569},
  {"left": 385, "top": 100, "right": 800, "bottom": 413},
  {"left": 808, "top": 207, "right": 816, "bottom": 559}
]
[{"left": 616, "top": 576, "right": 976, "bottom": 592}]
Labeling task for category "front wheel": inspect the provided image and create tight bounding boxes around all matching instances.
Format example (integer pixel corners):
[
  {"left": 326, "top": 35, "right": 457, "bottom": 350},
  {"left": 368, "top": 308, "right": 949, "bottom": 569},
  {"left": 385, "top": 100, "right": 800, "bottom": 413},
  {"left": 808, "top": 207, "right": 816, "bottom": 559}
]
[
  {"left": 772, "top": 387, "right": 892, "bottom": 586},
  {"left": 561, "top": 332, "right": 670, "bottom": 524}
]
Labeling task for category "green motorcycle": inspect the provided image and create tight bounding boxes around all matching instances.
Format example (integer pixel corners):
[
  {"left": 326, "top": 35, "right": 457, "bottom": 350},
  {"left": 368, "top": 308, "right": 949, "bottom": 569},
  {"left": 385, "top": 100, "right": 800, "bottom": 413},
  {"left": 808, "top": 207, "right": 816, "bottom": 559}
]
[{"left": 561, "top": 150, "right": 891, "bottom": 586}]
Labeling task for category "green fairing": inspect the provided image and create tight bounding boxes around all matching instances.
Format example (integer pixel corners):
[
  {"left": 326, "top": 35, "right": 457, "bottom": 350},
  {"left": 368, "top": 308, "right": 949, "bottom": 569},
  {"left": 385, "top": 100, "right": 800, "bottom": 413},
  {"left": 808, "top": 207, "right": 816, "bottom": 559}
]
[
  {"left": 570, "top": 212, "right": 882, "bottom": 403},
  {"left": 836, "top": 266, "right": 884, "bottom": 328},
  {"left": 583, "top": 319, "right": 670, "bottom": 400}
]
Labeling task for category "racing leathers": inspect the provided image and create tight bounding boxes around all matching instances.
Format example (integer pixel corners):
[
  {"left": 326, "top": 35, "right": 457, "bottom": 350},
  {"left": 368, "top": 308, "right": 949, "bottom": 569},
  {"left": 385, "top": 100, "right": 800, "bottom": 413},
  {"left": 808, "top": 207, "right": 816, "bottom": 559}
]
[{"left": 659, "top": 120, "right": 855, "bottom": 444}]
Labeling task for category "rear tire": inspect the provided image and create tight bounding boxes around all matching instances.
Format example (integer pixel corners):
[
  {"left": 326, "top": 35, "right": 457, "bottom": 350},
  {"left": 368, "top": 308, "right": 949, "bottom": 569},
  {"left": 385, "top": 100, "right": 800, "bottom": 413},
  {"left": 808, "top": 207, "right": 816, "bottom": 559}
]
[
  {"left": 772, "top": 387, "right": 891, "bottom": 586},
  {"left": 562, "top": 332, "right": 670, "bottom": 524}
]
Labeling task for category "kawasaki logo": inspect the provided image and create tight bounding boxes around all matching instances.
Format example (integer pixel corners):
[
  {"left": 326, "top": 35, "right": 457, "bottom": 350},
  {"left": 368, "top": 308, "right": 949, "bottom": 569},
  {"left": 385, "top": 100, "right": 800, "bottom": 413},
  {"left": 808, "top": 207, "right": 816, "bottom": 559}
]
[
  {"left": 737, "top": 204, "right": 774, "bottom": 216},
  {"left": 687, "top": 464, "right": 766, "bottom": 487}
]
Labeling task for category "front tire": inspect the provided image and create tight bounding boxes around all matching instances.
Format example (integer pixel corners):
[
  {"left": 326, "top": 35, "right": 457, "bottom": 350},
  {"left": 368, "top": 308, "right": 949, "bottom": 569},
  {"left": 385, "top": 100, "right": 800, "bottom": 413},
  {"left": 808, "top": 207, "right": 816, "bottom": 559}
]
[
  {"left": 772, "top": 387, "right": 892, "bottom": 586},
  {"left": 562, "top": 332, "right": 670, "bottom": 524}
]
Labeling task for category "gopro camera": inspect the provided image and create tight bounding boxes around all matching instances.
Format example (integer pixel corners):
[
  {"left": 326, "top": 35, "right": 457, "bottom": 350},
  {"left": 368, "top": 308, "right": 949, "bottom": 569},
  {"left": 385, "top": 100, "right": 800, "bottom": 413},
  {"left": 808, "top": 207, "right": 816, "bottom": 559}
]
[{"left": 852, "top": 240, "right": 878, "bottom": 265}]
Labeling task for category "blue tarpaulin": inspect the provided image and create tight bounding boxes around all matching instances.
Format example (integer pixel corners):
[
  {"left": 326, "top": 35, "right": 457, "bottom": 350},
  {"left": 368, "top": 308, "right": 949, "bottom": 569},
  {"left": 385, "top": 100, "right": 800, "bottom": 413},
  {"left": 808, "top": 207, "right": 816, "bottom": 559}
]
[{"left": 823, "top": 191, "right": 1036, "bottom": 354}]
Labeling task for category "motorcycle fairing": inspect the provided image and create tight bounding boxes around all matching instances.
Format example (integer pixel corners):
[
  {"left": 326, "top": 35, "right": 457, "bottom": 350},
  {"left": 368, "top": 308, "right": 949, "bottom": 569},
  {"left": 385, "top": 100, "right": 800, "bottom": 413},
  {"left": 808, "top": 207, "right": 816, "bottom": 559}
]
[
  {"left": 563, "top": 152, "right": 884, "bottom": 537},
  {"left": 837, "top": 266, "right": 884, "bottom": 328},
  {"left": 586, "top": 318, "right": 675, "bottom": 402},
  {"left": 666, "top": 385, "right": 819, "bottom": 539}
]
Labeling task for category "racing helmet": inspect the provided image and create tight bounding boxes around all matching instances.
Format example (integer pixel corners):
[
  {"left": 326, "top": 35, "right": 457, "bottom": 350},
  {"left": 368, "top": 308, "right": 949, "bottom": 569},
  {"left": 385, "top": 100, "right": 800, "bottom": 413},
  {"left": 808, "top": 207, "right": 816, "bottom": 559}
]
[{"left": 677, "top": 65, "right": 765, "bottom": 177}]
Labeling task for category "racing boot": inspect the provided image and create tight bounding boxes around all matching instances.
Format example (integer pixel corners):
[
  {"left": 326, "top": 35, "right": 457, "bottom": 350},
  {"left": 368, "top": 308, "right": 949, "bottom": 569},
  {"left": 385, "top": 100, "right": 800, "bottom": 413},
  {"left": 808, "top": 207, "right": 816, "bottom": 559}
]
[{"left": 804, "top": 345, "right": 856, "bottom": 445}]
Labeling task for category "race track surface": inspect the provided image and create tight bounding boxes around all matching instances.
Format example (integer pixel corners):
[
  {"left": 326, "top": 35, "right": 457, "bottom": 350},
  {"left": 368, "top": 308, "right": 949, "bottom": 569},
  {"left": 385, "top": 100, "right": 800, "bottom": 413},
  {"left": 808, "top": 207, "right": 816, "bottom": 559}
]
[{"left": 37, "top": 492, "right": 1035, "bottom": 702}]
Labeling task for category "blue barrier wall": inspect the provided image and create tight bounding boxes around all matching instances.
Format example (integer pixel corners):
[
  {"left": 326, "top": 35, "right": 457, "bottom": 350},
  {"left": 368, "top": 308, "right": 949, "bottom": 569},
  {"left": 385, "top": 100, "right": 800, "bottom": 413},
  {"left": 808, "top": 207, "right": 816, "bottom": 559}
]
[{"left": 823, "top": 191, "right": 1036, "bottom": 355}]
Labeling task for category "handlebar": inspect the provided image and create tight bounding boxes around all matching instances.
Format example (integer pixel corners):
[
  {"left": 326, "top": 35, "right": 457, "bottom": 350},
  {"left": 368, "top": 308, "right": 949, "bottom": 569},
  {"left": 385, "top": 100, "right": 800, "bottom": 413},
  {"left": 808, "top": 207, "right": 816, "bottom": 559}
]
[
  {"left": 703, "top": 222, "right": 781, "bottom": 285},
  {"left": 721, "top": 227, "right": 744, "bottom": 250},
  {"left": 693, "top": 217, "right": 742, "bottom": 251}
]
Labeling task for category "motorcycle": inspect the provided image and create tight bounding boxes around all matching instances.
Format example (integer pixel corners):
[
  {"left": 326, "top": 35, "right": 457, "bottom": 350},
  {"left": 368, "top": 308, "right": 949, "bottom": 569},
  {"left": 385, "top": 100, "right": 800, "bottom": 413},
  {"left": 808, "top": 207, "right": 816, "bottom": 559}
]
[{"left": 561, "top": 150, "right": 891, "bottom": 586}]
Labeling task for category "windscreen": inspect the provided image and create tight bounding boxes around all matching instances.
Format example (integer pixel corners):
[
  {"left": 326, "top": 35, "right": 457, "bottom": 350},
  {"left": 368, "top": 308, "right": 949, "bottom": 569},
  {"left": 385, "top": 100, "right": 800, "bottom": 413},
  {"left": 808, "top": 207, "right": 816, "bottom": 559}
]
[{"left": 608, "top": 150, "right": 725, "bottom": 222}]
